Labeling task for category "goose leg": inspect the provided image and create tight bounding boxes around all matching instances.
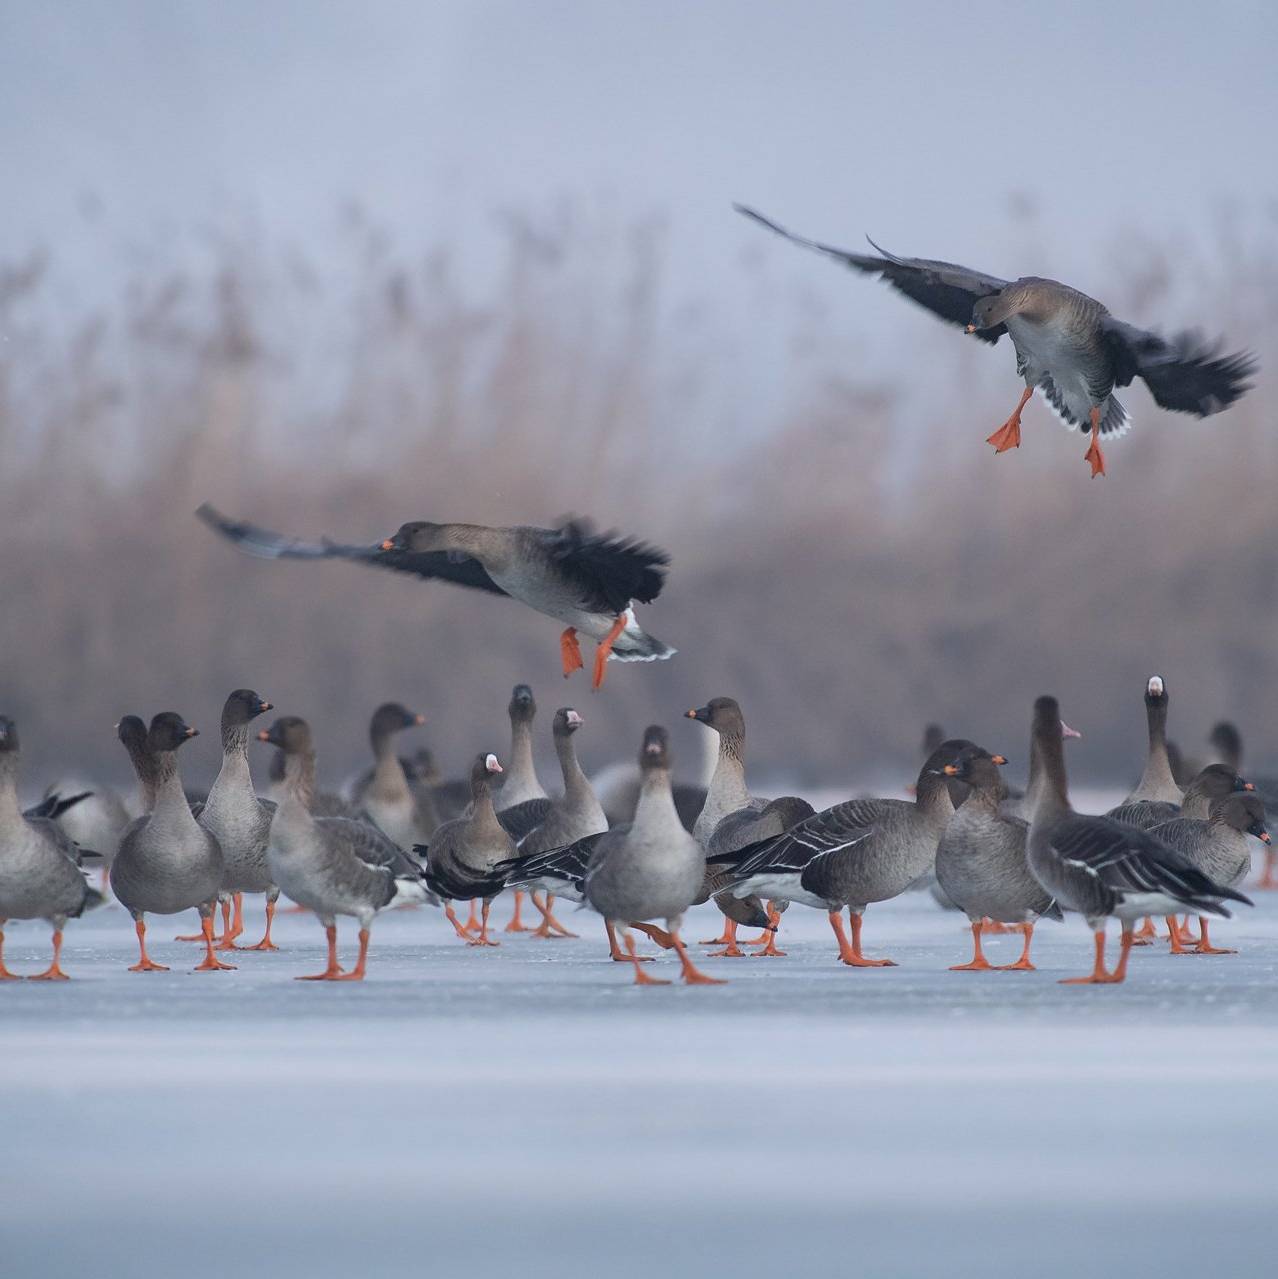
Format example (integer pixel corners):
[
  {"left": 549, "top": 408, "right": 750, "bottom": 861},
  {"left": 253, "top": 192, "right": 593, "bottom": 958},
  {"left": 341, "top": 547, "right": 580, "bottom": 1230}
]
[
  {"left": 462, "top": 899, "right": 481, "bottom": 933},
  {"left": 1258, "top": 849, "right": 1278, "bottom": 889},
  {"left": 591, "top": 614, "right": 629, "bottom": 691},
  {"left": 297, "top": 924, "right": 346, "bottom": 980},
  {"left": 979, "top": 917, "right": 1015, "bottom": 934},
  {"left": 1083, "top": 405, "right": 1106, "bottom": 477},
  {"left": 707, "top": 919, "right": 748, "bottom": 958},
  {"left": 701, "top": 918, "right": 736, "bottom": 945},
  {"left": 630, "top": 921, "right": 676, "bottom": 949},
  {"left": 444, "top": 901, "right": 475, "bottom": 941},
  {"left": 128, "top": 917, "right": 169, "bottom": 972},
  {"left": 949, "top": 920, "right": 995, "bottom": 971},
  {"left": 560, "top": 627, "right": 584, "bottom": 678},
  {"left": 844, "top": 909, "right": 895, "bottom": 967},
  {"left": 28, "top": 927, "right": 70, "bottom": 980},
  {"left": 0, "top": 921, "right": 21, "bottom": 979},
  {"left": 750, "top": 904, "right": 787, "bottom": 957},
  {"left": 1131, "top": 915, "right": 1157, "bottom": 946},
  {"left": 243, "top": 892, "right": 281, "bottom": 951},
  {"left": 329, "top": 928, "right": 371, "bottom": 980},
  {"left": 670, "top": 930, "right": 727, "bottom": 985},
  {"left": 608, "top": 921, "right": 653, "bottom": 962},
  {"left": 177, "top": 896, "right": 233, "bottom": 943},
  {"left": 1107, "top": 926, "right": 1135, "bottom": 982},
  {"left": 466, "top": 899, "right": 500, "bottom": 947},
  {"left": 216, "top": 892, "right": 247, "bottom": 949},
  {"left": 1166, "top": 915, "right": 1199, "bottom": 954},
  {"left": 996, "top": 922, "right": 1038, "bottom": 971},
  {"left": 504, "top": 890, "right": 532, "bottom": 933},
  {"left": 1191, "top": 918, "right": 1236, "bottom": 955},
  {"left": 529, "top": 892, "right": 577, "bottom": 939},
  {"left": 193, "top": 910, "right": 237, "bottom": 972},
  {"left": 621, "top": 929, "right": 669, "bottom": 985},
  {"left": 986, "top": 384, "right": 1033, "bottom": 454},
  {"left": 1060, "top": 929, "right": 1117, "bottom": 984}
]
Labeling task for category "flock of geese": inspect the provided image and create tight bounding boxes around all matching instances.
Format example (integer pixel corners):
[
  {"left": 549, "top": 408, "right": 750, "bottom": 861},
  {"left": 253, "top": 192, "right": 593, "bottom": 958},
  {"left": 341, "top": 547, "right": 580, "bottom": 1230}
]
[
  {"left": 0, "top": 207, "right": 1264, "bottom": 987},
  {"left": 0, "top": 675, "right": 1272, "bottom": 985}
]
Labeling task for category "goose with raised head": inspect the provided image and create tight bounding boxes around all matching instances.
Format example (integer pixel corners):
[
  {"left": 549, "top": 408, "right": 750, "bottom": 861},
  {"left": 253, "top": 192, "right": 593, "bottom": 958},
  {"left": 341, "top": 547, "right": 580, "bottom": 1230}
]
[
  {"left": 196, "top": 689, "right": 280, "bottom": 951},
  {"left": 719, "top": 740, "right": 972, "bottom": 967},
  {"left": 1149, "top": 793, "right": 1268, "bottom": 955},
  {"left": 935, "top": 744, "right": 1062, "bottom": 972},
  {"left": 358, "top": 702, "right": 439, "bottom": 850},
  {"left": 258, "top": 716, "right": 434, "bottom": 980},
  {"left": 736, "top": 206, "right": 1255, "bottom": 477},
  {"left": 198, "top": 505, "right": 674, "bottom": 690},
  {"left": 583, "top": 726, "right": 724, "bottom": 986},
  {"left": 1107, "top": 763, "right": 1253, "bottom": 831},
  {"left": 0, "top": 717, "right": 103, "bottom": 979},
  {"left": 1025, "top": 696, "right": 1251, "bottom": 985},
  {"left": 686, "top": 698, "right": 797, "bottom": 957},
  {"left": 110, "top": 713, "right": 232, "bottom": 974},
  {"left": 416, "top": 754, "right": 516, "bottom": 947}
]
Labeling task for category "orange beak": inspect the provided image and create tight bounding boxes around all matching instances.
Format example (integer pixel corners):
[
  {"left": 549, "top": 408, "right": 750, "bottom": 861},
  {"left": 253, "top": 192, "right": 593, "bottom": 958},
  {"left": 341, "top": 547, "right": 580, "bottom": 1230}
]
[
  {"left": 380, "top": 539, "right": 394, "bottom": 551},
  {"left": 992, "top": 754, "right": 1007, "bottom": 765},
  {"left": 965, "top": 323, "right": 977, "bottom": 333},
  {"left": 943, "top": 764, "right": 960, "bottom": 776},
  {"left": 414, "top": 714, "right": 426, "bottom": 726},
  {"left": 684, "top": 709, "right": 697, "bottom": 719},
  {"left": 1244, "top": 781, "right": 1256, "bottom": 791},
  {"left": 1261, "top": 832, "right": 1272, "bottom": 845},
  {"left": 257, "top": 729, "right": 270, "bottom": 742}
]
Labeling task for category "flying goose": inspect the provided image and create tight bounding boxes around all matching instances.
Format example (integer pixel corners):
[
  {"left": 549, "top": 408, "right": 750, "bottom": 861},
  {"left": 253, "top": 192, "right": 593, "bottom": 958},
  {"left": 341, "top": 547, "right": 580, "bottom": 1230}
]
[
  {"left": 110, "top": 713, "right": 233, "bottom": 974},
  {"left": 259, "top": 716, "right": 435, "bottom": 979},
  {"left": 718, "top": 739, "right": 972, "bottom": 966},
  {"left": 1149, "top": 793, "right": 1268, "bottom": 954},
  {"left": 197, "top": 505, "right": 674, "bottom": 690},
  {"left": 0, "top": 717, "right": 103, "bottom": 979},
  {"left": 934, "top": 744, "right": 1062, "bottom": 972},
  {"left": 736, "top": 206, "right": 1255, "bottom": 477},
  {"left": 583, "top": 726, "right": 724, "bottom": 986},
  {"left": 195, "top": 689, "right": 280, "bottom": 951},
  {"left": 1025, "top": 696, "right": 1251, "bottom": 984}
]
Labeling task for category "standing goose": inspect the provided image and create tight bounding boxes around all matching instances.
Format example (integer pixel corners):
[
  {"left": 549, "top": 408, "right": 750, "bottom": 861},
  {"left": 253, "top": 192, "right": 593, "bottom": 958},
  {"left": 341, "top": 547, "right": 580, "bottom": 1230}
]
[
  {"left": 1207, "top": 721, "right": 1278, "bottom": 889},
  {"left": 359, "top": 702, "right": 440, "bottom": 850},
  {"left": 1025, "top": 696, "right": 1251, "bottom": 984},
  {"left": 417, "top": 754, "right": 516, "bottom": 947},
  {"left": 583, "top": 726, "right": 724, "bottom": 986},
  {"left": 720, "top": 740, "right": 972, "bottom": 966},
  {"left": 505, "top": 707, "right": 607, "bottom": 940},
  {"left": 195, "top": 689, "right": 280, "bottom": 951},
  {"left": 259, "top": 716, "right": 434, "bottom": 980},
  {"left": 1106, "top": 763, "right": 1253, "bottom": 831},
  {"left": 491, "top": 684, "right": 551, "bottom": 933},
  {"left": 736, "top": 206, "right": 1255, "bottom": 476},
  {"left": 686, "top": 698, "right": 797, "bottom": 957},
  {"left": 110, "top": 714, "right": 233, "bottom": 974},
  {"left": 1149, "top": 794, "right": 1268, "bottom": 955},
  {"left": 0, "top": 717, "right": 102, "bottom": 979},
  {"left": 197, "top": 505, "right": 674, "bottom": 690},
  {"left": 934, "top": 744, "right": 1062, "bottom": 972}
]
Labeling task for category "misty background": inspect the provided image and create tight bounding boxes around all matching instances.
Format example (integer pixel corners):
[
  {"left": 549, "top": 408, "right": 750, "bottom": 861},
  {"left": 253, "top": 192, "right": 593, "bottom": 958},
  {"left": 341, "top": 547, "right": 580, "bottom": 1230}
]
[{"left": 2, "top": 0, "right": 1276, "bottom": 794}]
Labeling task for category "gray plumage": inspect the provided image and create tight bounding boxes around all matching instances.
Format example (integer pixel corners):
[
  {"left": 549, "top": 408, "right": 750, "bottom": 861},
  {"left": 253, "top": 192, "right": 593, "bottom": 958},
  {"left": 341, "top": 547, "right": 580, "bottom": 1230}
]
[
  {"left": 935, "top": 746, "right": 1062, "bottom": 926},
  {"left": 419, "top": 754, "right": 517, "bottom": 903},
  {"left": 1107, "top": 763, "right": 1253, "bottom": 832},
  {"left": 514, "top": 708, "right": 607, "bottom": 856},
  {"left": 358, "top": 702, "right": 440, "bottom": 848},
  {"left": 1149, "top": 793, "right": 1267, "bottom": 893}
]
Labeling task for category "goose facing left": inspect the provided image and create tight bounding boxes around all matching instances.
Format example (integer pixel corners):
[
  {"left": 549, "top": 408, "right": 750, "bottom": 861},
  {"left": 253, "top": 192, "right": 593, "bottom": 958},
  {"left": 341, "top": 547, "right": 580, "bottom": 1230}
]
[
  {"left": 0, "top": 716, "right": 103, "bottom": 979},
  {"left": 110, "top": 713, "right": 233, "bottom": 973},
  {"left": 198, "top": 504, "right": 675, "bottom": 690}
]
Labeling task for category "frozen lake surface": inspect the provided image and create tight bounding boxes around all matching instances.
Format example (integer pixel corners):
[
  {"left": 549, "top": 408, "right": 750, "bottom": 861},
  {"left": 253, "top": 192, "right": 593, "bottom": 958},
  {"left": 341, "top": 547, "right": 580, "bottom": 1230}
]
[{"left": 4, "top": 870, "right": 1277, "bottom": 1278}]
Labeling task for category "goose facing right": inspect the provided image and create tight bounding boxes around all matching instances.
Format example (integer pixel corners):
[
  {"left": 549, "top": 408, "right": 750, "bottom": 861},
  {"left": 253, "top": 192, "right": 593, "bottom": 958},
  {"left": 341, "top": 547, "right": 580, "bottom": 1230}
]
[
  {"left": 1025, "top": 696, "right": 1252, "bottom": 984},
  {"left": 735, "top": 205, "right": 1255, "bottom": 477},
  {"left": 0, "top": 716, "right": 102, "bottom": 980}
]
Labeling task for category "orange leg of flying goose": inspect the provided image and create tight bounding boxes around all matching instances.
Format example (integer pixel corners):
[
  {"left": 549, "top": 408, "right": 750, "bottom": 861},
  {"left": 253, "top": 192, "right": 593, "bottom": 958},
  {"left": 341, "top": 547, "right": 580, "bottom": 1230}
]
[
  {"left": 27, "top": 928, "right": 71, "bottom": 980},
  {"left": 0, "top": 922, "right": 21, "bottom": 979},
  {"left": 242, "top": 898, "right": 281, "bottom": 951},
  {"left": 216, "top": 892, "right": 247, "bottom": 949},
  {"left": 997, "top": 922, "right": 1038, "bottom": 971},
  {"left": 707, "top": 919, "right": 749, "bottom": 958},
  {"left": 128, "top": 919, "right": 170, "bottom": 972},
  {"left": 986, "top": 384, "right": 1033, "bottom": 454},
  {"left": 1191, "top": 918, "right": 1236, "bottom": 955},
  {"left": 504, "top": 890, "right": 532, "bottom": 933},
  {"left": 670, "top": 931, "right": 727, "bottom": 985},
  {"left": 297, "top": 924, "right": 346, "bottom": 980},
  {"left": 327, "top": 928, "right": 371, "bottom": 980},
  {"left": 622, "top": 931, "right": 670, "bottom": 985},
  {"left": 950, "top": 921, "right": 996, "bottom": 971},
  {"left": 529, "top": 892, "right": 578, "bottom": 939},
  {"left": 1083, "top": 405, "right": 1106, "bottom": 477},
  {"left": 591, "top": 614, "right": 629, "bottom": 691},
  {"left": 560, "top": 627, "right": 584, "bottom": 678},
  {"left": 466, "top": 899, "right": 500, "bottom": 947},
  {"left": 193, "top": 915, "right": 237, "bottom": 972}
]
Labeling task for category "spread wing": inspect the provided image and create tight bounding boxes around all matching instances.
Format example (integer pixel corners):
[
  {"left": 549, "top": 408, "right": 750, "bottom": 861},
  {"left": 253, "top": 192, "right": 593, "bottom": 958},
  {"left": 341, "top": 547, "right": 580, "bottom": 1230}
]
[
  {"left": 719, "top": 798, "right": 886, "bottom": 881},
  {"left": 196, "top": 504, "right": 508, "bottom": 597},
  {"left": 539, "top": 519, "right": 670, "bottom": 614},
  {"left": 735, "top": 204, "right": 1010, "bottom": 344},
  {"left": 1099, "top": 318, "right": 1256, "bottom": 417}
]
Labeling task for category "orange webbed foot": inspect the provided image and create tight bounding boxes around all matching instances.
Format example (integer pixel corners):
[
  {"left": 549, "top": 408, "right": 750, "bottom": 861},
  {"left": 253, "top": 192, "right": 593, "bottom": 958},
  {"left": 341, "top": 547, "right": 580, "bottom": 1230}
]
[
  {"left": 560, "top": 627, "right": 584, "bottom": 678},
  {"left": 985, "top": 416, "right": 1022, "bottom": 454}
]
